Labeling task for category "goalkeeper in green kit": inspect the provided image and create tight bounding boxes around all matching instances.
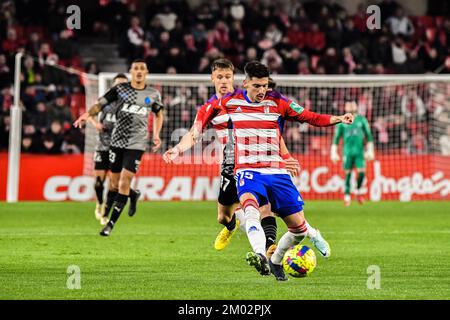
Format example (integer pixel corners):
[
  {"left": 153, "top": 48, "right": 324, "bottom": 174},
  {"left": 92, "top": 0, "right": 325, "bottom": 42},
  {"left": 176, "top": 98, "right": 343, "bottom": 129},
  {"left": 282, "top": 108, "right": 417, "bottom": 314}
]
[{"left": 331, "top": 99, "right": 374, "bottom": 206}]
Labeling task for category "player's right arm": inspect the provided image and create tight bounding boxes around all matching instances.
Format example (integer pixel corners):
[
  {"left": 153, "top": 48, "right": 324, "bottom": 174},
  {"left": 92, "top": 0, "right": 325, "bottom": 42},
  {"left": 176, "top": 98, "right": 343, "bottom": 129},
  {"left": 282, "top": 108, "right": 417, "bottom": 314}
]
[
  {"left": 331, "top": 124, "right": 343, "bottom": 163},
  {"left": 163, "top": 101, "right": 222, "bottom": 163},
  {"left": 73, "top": 86, "right": 119, "bottom": 128},
  {"left": 87, "top": 116, "right": 104, "bottom": 132}
]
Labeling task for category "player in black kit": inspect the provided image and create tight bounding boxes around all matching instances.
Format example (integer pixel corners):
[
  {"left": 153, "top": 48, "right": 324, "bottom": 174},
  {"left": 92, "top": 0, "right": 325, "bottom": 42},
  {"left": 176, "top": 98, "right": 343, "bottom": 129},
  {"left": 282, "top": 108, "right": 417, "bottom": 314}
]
[
  {"left": 89, "top": 73, "right": 128, "bottom": 226},
  {"left": 74, "top": 59, "right": 164, "bottom": 236}
]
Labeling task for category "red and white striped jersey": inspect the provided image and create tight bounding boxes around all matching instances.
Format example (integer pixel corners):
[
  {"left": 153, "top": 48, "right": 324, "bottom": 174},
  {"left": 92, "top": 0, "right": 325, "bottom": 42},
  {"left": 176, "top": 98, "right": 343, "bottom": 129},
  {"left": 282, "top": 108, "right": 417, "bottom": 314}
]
[
  {"left": 195, "top": 89, "right": 333, "bottom": 174},
  {"left": 195, "top": 93, "right": 235, "bottom": 175}
]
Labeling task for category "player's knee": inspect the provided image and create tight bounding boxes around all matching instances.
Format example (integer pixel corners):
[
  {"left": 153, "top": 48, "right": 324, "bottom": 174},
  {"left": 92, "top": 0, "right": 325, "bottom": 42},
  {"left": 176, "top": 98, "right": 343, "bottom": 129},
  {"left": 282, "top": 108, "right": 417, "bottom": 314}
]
[
  {"left": 118, "top": 179, "right": 130, "bottom": 191},
  {"left": 259, "top": 206, "right": 273, "bottom": 219}
]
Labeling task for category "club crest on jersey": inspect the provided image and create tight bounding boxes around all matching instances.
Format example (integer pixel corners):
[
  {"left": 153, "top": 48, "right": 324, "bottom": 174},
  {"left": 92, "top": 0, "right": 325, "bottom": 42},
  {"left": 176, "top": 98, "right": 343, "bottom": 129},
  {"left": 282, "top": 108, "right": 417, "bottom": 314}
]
[
  {"left": 145, "top": 97, "right": 151, "bottom": 105},
  {"left": 289, "top": 101, "right": 304, "bottom": 114},
  {"left": 122, "top": 103, "right": 147, "bottom": 115}
]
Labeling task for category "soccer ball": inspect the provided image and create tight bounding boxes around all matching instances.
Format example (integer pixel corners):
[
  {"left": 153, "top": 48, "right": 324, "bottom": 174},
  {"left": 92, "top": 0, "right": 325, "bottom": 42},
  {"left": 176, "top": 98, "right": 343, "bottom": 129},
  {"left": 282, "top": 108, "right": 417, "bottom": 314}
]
[{"left": 282, "top": 245, "right": 317, "bottom": 277}]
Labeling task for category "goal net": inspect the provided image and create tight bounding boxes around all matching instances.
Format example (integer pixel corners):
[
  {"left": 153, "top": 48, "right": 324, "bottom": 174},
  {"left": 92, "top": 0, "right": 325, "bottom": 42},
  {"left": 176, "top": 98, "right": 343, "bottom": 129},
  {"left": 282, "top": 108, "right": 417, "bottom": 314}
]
[{"left": 85, "top": 74, "right": 450, "bottom": 202}]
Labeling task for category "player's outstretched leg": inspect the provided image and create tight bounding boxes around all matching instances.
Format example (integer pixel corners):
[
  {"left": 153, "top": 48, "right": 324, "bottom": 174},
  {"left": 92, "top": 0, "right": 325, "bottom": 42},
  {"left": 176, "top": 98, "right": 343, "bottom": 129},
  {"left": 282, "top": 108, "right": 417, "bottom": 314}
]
[
  {"left": 128, "top": 188, "right": 141, "bottom": 217},
  {"left": 304, "top": 220, "right": 331, "bottom": 258},
  {"left": 269, "top": 213, "right": 308, "bottom": 281}
]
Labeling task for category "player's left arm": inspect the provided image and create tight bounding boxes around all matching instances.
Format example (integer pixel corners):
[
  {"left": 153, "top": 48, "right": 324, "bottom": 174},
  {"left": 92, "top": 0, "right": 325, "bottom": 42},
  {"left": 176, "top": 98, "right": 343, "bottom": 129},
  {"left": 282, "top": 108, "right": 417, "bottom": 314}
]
[
  {"left": 151, "top": 92, "right": 164, "bottom": 152},
  {"left": 363, "top": 117, "right": 375, "bottom": 160},
  {"left": 281, "top": 99, "right": 354, "bottom": 126}
]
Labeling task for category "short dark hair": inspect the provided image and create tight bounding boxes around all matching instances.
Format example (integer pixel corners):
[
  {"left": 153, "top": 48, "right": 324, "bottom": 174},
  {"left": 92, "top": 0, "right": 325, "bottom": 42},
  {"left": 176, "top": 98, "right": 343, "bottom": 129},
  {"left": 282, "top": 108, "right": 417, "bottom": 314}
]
[
  {"left": 113, "top": 73, "right": 128, "bottom": 81},
  {"left": 211, "top": 59, "right": 234, "bottom": 72},
  {"left": 130, "top": 59, "right": 148, "bottom": 68},
  {"left": 268, "top": 77, "right": 276, "bottom": 89},
  {"left": 244, "top": 61, "right": 269, "bottom": 79}
]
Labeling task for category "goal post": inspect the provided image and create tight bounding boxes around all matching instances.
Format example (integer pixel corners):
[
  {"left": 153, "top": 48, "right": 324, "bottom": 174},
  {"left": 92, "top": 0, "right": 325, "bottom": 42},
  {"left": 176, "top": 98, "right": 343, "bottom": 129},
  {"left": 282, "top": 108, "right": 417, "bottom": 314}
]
[{"left": 6, "top": 52, "right": 24, "bottom": 203}]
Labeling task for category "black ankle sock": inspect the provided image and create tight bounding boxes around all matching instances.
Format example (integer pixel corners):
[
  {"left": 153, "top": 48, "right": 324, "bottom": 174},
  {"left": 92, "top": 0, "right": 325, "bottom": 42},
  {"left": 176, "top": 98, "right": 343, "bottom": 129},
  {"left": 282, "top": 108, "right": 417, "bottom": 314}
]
[
  {"left": 261, "top": 216, "right": 277, "bottom": 249},
  {"left": 104, "top": 190, "right": 118, "bottom": 218},
  {"left": 225, "top": 213, "right": 236, "bottom": 231},
  {"left": 94, "top": 177, "right": 105, "bottom": 204},
  {"left": 109, "top": 193, "right": 128, "bottom": 224}
]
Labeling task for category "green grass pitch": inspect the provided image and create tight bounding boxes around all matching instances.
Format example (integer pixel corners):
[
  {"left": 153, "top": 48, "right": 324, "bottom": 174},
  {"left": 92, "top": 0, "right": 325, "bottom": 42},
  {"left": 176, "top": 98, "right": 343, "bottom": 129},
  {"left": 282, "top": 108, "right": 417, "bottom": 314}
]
[{"left": 0, "top": 201, "right": 449, "bottom": 300}]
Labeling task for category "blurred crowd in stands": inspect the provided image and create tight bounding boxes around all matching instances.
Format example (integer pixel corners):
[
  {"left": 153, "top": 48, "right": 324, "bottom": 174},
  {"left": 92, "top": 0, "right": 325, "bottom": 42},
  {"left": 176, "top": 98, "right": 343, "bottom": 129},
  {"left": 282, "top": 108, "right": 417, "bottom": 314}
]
[
  {"left": 108, "top": 0, "right": 450, "bottom": 75},
  {"left": 0, "top": 0, "right": 450, "bottom": 156},
  {"left": 0, "top": 0, "right": 87, "bottom": 154}
]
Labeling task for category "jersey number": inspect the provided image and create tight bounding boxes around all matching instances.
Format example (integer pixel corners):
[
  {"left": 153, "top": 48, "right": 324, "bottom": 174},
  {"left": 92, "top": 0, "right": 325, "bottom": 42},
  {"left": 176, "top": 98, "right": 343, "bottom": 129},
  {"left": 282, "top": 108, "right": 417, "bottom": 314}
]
[
  {"left": 220, "top": 176, "right": 231, "bottom": 192},
  {"left": 109, "top": 150, "right": 116, "bottom": 163},
  {"left": 94, "top": 152, "right": 102, "bottom": 163}
]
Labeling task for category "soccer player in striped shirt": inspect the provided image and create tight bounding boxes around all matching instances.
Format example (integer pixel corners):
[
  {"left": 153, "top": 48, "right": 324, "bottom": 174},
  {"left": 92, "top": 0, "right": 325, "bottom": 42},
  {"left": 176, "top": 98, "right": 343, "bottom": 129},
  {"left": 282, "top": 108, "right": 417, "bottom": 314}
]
[
  {"left": 194, "top": 61, "right": 354, "bottom": 280},
  {"left": 164, "top": 59, "right": 304, "bottom": 257}
]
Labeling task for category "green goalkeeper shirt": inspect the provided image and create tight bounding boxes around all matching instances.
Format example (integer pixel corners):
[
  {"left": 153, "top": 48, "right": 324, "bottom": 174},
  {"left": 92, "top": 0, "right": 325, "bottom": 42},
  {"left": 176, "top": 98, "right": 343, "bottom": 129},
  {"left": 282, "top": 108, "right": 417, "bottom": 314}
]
[{"left": 333, "top": 114, "right": 373, "bottom": 155}]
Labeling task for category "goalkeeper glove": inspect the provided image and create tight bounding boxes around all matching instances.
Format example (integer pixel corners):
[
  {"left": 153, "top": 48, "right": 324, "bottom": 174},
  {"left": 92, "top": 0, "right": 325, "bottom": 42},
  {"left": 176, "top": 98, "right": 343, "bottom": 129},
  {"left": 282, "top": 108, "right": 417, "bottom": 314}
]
[
  {"left": 330, "top": 144, "right": 340, "bottom": 163},
  {"left": 364, "top": 142, "right": 375, "bottom": 160}
]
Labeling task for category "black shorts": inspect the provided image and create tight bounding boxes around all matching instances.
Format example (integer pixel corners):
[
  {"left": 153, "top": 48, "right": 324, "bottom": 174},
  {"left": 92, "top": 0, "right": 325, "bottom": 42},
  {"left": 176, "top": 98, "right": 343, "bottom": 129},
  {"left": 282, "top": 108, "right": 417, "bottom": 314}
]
[
  {"left": 94, "top": 151, "right": 110, "bottom": 171},
  {"left": 109, "top": 147, "right": 144, "bottom": 174},
  {"left": 218, "top": 173, "right": 239, "bottom": 206}
]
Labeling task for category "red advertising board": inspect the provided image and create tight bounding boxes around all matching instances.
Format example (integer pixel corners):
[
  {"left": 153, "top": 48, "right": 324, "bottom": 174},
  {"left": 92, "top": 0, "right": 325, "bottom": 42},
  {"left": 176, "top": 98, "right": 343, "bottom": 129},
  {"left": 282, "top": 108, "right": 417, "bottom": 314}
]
[{"left": 1, "top": 153, "right": 449, "bottom": 201}]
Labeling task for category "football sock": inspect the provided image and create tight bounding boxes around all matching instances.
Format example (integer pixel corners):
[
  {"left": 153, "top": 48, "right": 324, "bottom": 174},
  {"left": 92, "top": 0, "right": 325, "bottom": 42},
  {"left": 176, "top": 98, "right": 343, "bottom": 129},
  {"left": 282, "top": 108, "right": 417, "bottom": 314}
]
[
  {"left": 242, "top": 198, "right": 266, "bottom": 256},
  {"left": 271, "top": 222, "right": 308, "bottom": 265},
  {"left": 357, "top": 172, "right": 365, "bottom": 190},
  {"left": 94, "top": 177, "right": 104, "bottom": 205},
  {"left": 345, "top": 172, "right": 351, "bottom": 195},
  {"left": 109, "top": 193, "right": 128, "bottom": 224},
  {"left": 225, "top": 213, "right": 236, "bottom": 231},
  {"left": 304, "top": 220, "right": 318, "bottom": 239},
  {"left": 234, "top": 208, "right": 247, "bottom": 233},
  {"left": 104, "top": 190, "right": 118, "bottom": 218},
  {"left": 261, "top": 216, "right": 277, "bottom": 249},
  {"left": 129, "top": 188, "right": 138, "bottom": 199}
]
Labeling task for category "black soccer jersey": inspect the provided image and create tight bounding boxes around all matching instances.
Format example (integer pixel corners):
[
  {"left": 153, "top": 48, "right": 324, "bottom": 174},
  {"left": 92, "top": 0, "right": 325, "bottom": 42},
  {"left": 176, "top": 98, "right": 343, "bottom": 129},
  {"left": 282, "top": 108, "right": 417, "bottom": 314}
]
[{"left": 98, "top": 82, "right": 164, "bottom": 151}]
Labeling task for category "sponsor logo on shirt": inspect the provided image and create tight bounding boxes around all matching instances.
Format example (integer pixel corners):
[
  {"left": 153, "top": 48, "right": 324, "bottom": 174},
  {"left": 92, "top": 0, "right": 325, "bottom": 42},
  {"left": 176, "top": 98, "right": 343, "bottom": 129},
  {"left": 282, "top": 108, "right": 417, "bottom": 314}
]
[
  {"left": 121, "top": 103, "right": 148, "bottom": 115},
  {"left": 289, "top": 101, "right": 304, "bottom": 114}
]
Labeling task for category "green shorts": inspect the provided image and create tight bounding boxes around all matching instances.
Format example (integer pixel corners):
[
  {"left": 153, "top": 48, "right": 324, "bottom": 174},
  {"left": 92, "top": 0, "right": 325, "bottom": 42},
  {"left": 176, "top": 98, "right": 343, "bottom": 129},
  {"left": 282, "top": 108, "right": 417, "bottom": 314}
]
[{"left": 343, "top": 153, "right": 365, "bottom": 170}]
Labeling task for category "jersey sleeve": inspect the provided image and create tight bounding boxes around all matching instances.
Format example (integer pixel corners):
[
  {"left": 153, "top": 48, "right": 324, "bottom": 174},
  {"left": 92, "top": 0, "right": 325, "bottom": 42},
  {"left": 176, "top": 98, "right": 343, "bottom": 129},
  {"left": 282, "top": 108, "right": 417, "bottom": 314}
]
[
  {"left": 193, "top": 99, "right": 222, "bottom": 133},
  {"left": 151, "top": 90, "right": 164, "bottom": 113},
  {"left": 362, "top": 117, "right": 373, "bottom": 142},
  {"left": 98, "top": 86, "right": 119, "bottom": 108},
  {"left": 332, "top": 124, "right": 343, "bottom": 145},
  {"left": 279, "top": 97, "right": 332, "bottom": 127}
]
